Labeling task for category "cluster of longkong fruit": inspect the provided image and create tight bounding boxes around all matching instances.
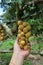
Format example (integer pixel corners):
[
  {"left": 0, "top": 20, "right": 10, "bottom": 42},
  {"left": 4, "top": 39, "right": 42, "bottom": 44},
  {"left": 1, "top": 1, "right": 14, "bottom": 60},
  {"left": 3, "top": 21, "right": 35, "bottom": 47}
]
[
  {"left": 0, "top": 26, "right": 5, "bottom": 41},
  {"left": 17, "top": 20, "right": 31, "bottom": 50}
]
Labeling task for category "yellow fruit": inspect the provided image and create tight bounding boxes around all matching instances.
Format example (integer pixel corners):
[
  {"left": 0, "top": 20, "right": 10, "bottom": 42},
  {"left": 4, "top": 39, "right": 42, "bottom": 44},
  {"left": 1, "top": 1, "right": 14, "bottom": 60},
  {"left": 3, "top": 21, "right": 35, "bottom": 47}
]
[
  {"left": 1, "top": 33, "right": 4, "bottom": 36},
  {"left": 0, "top": 37, "right": 4, "bottom": 40},
  {"left": 18, "top": 20, "right": 22, "bottom": 25},
  {"left": 18, "top": 25, "right": 24, "bottom": 30},
  {"left": 0, "top": 36, "right": 1, "bottom": 38},
  {"left": 18, "top": 29, "right": 22, "bottom": 33},
  {"left": 26, "top": 25, "right": 31, "bottom": 30},
  {"left": 23, "top": 22, "right": 28, "bottom": 27},
  {"left": 20, "top": 32, "right": 24, "bottom": 36},
  {"left": 25, "top": 32, "right": 31, "bottom": 38},
  {"left": 20, "top": 44, "right": 24, "bottom": 49},
  {"left": 19, "top": 40, "right": 26, "bottom": 46},
  {"left": 24, "top": 45, "right": 29, "bottom": 50},
  {"left": 23, "top": 27, "right": 28, "bottom": 33},
  {"left": 1, "top": 30, "right": 4, "bottom": 32},
  {"left": 17, "top": 21, "right": 31, "bottom": 50},
  {"left": 20, "top": 37, "right": 26, "bottom": 41},
  {"left": 18, "top": 34, "right": 21, "bottom": 39},
  {"left": 18, "top": 37, "right": 25, "bottom": 42},
  {"left": 18, "top": 32, "right": 24, "bottom": 39}
]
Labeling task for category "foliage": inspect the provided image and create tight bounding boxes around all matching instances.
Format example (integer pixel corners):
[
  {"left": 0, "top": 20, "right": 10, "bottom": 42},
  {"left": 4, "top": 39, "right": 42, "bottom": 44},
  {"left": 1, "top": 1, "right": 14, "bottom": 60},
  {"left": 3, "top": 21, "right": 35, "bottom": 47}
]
[
  {"left": 3, "top": 3, "right": 16, "bottom": 21},
  {"left": 0, "top": 37, "right": 43, "bottom": 65},
  {"left": 0, "top": 38, "right": 43, "bottom": 65},
  {"left": 0, "top": 0, "right": 43, "bottom": 65},
  {"left": 23, "top": 60, "right": 32, "bottom": 65},
  {"left": 0, "top": 37, "right": 43, "bottom": 52},
  {"left": 27, "top": 18, "right": 43, "bottom": 35},
  {"left": 0, "top": 36, "right": 16, "bottom": 50},
  {"left": 0, "top": 53, "right": 31, "bottom": 65},
  {"left": 2, "top": 0, "right": 43, "bottom": 36},
  {"left": 0, "top": 53, "right": 12, "bottom": 65}
]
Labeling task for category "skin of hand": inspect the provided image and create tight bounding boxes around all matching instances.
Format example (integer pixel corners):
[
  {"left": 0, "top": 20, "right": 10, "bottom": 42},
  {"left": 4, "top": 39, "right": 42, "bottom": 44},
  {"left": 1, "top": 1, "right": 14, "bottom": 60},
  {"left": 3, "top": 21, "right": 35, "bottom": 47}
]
[{"left": 9, "top": 38, "right": 30, "bottom": 65}]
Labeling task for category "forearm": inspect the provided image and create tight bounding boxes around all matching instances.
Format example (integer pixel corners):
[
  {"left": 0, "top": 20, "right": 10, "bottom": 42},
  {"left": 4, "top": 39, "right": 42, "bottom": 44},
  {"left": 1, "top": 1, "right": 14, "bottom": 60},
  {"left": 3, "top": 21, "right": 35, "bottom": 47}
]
[{"left": 9, "top": 53, "right": 24, "bottom": 65}]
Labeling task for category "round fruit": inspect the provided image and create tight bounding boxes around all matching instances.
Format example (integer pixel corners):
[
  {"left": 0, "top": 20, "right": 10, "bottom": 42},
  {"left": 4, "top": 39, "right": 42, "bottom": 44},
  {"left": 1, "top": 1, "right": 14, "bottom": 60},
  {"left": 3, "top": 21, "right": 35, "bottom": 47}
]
[
  {"left": 26, "top": 25, "right": 31, "bottom": 31},
  {"left": 18, "top": 20, "right": 22, "bottom": 25},
  {"left": 0, "top": 37, "right": 4, "bottom": 40},
  {"left": 20, "top": 37, "right": 26, "bottom": 41},
  {"left": 18, "top": 37, "right": 26, "bottom": 42},
  {"left": 1, "top": 33, "right": 4, "bottom": 36},
  {"left": 18, "top": 34, "right": 21, "bottom": 39},
  {"left": 18, "top": 25, "right": 24, "bottom": 30},
  {"left": 19, "top": 40, "right": 26, "bottom": 46},
  {"left": 18, "top": 32, "right": 24, "bottom": 39},
  {"left": 25, "top": 32, "right": 31, "bottom": 38},
  {"left": 20, "top": 32, "right": 24, "bottom": 36},
  {"left": 24, "top": 45, "right": 29, "bottom": 50},
  {"left": 23, "top": 22, "right": 28, "bottom": 27},
  {"left": 23, "top": 27, "right": 29, "bottom": 33},
  {"left": 20, "top": 44, "right": 24, "bottom": 49},
  {"left": 18, "top": 29, "right": 22, "bottom": 33},
  {"left": 17, "top": 20, "right": 31, "bottom": 50},
  {"left": 1, "top": 30, "right": 4, "bottom": 32}
]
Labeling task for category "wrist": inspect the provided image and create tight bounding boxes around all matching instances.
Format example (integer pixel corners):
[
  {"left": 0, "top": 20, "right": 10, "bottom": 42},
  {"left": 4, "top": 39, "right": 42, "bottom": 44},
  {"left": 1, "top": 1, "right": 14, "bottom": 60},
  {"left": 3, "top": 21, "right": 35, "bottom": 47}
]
[{"left": 13, "top": 53, "right": 24, "bottom": 65}]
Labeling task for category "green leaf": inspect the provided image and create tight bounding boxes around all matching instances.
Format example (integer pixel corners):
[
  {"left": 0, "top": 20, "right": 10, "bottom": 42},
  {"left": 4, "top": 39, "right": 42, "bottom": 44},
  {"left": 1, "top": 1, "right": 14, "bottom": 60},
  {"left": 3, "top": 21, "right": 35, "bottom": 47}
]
[
  {"left": 37, "top": 26, "right": 42, "bottom": 30},
  {"left": 0, "top": 39, "right": 15, "bottom": 50},
  {"left": 29, "top": 36, "right": 35, "bottom": 41},
  {"left": 18, "top": 0, "right": 22, "bottom": 4},
  {"left": 31, "top": 44, "right": 39, "bottom": 50}
]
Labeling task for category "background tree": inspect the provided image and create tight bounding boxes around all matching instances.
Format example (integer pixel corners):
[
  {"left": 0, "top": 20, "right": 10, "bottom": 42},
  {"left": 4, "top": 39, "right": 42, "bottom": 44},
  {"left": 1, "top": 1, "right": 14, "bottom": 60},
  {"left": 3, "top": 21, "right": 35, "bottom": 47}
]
[{"left": 0, "top": 0, "right": 43, "bottom": 65}]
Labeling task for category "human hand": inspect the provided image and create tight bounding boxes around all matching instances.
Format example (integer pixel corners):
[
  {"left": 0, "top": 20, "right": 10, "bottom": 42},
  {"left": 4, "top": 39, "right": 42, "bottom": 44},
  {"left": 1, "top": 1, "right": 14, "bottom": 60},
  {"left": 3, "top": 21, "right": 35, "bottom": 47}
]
[
  {"left": 9, "top": 38, "right": 30, "bottom": 65},
  {"left": 14, "top": 38, "right": 30, "bottom": 58}
]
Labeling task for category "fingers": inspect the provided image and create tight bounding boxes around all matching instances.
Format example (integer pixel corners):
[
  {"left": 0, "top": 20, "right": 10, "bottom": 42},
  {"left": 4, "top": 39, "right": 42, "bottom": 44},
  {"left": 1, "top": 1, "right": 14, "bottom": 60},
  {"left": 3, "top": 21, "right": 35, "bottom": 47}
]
[{"left": 14, "top": 38, "right": 20, "bottom": 51}]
